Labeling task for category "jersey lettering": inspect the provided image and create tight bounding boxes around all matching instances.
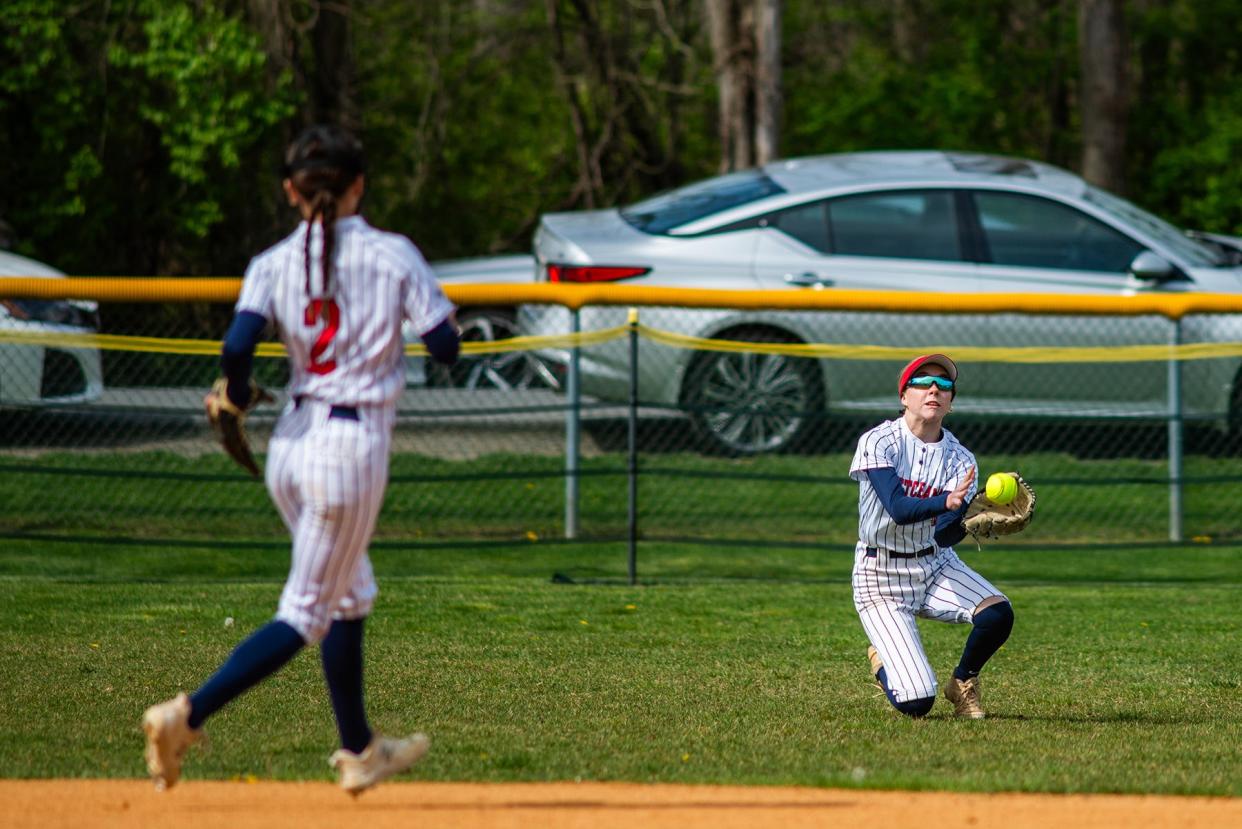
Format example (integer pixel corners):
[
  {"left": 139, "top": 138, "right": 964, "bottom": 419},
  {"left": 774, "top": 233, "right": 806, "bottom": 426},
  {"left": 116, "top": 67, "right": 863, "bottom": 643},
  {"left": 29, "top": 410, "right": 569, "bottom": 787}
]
[
  {"left": 236, "top": 215, "right": 454, "bottom": 406},
  {"left": 304, "top": 298, "right": 340, "bottom": 375},
  {"left": 901, "top": 477, "right": 942, "bottom": 499}
]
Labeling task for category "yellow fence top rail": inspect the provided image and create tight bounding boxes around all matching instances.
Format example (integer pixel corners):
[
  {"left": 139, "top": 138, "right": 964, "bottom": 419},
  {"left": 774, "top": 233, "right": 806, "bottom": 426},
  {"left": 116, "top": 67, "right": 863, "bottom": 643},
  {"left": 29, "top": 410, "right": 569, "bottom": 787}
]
[{"left": 3, "top": 277, "right": 1242, "bottom": 319}]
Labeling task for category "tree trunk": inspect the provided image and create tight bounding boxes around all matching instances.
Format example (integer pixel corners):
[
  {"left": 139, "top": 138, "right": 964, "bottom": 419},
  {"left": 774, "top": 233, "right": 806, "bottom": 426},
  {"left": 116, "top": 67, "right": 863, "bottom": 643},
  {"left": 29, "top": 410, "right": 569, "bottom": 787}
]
[
  {"left": 705, "top": 0, "right": 751, "bottom": 171},
  {"left": 754, "top": 0, "right": 782, "bottom": 164},
  {"left": 311, "top": 0, "right": 357, "bottom": 129},
  {"left": 1078, "top": 0, "right": 1127, "bottom": 193},
  {"left": 706, "top": 0, "right": 782, "bottom": 171}
]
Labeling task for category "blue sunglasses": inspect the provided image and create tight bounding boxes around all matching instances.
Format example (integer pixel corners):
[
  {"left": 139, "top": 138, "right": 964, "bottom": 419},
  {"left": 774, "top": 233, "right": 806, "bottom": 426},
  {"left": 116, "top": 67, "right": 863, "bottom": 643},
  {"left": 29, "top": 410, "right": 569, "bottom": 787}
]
[{"left": 906, "top": 375, "right": 955, "bottom": 391}]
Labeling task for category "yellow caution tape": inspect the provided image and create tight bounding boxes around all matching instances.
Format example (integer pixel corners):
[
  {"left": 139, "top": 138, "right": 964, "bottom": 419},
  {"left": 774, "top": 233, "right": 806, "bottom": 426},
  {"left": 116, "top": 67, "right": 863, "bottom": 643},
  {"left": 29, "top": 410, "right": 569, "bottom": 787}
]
[
  {"left": 0, "top": 325, "right": 631, "bottom": 358},
  {"left": 3, "top": 323, "right": 1241, "bottom": 363},
  {"left": 635, "top": 325, "right": 1242, "bottom": 363}
]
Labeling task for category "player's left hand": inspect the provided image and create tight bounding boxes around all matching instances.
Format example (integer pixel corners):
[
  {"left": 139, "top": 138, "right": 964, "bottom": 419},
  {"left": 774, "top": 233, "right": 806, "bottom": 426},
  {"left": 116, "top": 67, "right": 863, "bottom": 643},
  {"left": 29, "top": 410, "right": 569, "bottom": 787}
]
[{"left": 206, "top": 377, "right": 274, "bottom": 477}]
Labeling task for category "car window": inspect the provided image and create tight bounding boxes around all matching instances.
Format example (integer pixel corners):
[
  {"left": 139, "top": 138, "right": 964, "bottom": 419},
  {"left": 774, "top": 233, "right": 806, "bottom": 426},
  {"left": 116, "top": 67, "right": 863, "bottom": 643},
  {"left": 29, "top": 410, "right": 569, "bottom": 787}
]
[
  {"left": 620, "top": 169, "right": 786, "bottom": 235},
  {"left": 770, "top": 201, "right": 830, "bottom": 252},
  {"left": 1083, "top": 187, "right": 1224, "bottom": 267},
  {"left": 825, "top": 190, "right": 961, "bottom": 261},
  {"left": 974, "top": 191, "right": 1143, "bottom": 272}
]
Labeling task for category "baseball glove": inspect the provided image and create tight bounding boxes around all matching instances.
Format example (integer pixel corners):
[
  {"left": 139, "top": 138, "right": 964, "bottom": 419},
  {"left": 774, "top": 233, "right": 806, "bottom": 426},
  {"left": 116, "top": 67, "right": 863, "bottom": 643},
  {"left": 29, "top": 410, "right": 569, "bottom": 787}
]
[
  {"left": 206, "top": 377, "right": 274, "bottom": 477},
  {"left": 962, "top": 472, "right": 1036, "bottom": 541}
]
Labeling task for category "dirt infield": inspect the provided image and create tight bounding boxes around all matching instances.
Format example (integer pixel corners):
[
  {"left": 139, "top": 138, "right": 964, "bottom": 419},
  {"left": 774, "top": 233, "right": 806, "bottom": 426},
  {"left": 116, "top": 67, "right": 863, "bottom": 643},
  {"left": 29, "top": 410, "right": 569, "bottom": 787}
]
[{"left": 2, "top": 780, "right": 1238, "bottom": 829}]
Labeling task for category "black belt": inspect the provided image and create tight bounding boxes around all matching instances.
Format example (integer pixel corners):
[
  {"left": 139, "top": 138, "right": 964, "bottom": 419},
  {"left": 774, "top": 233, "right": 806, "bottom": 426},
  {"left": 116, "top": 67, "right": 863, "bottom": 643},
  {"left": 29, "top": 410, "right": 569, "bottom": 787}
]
[
  {"left": 866, "top": 545, "right": 935, "bottom": 559},
  {"left": 294, "top": 396, "right": 359, "bottom": 421}
]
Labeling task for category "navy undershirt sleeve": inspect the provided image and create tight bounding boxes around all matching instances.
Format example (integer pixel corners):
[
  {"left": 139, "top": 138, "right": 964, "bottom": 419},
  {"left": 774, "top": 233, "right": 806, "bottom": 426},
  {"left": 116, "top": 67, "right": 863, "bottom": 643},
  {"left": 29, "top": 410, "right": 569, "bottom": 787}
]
[
  {"left": 866, "top": 467, "right": 951, "bottom": 525},
  {"left": 421, "top": 317, "right": 460, "bottom": 365},
  {"left": 220, "top": 311, "right": 267, "bottom": 408},
  {"left": 934, "top": 507, "right": 968, "bottom": 548}
]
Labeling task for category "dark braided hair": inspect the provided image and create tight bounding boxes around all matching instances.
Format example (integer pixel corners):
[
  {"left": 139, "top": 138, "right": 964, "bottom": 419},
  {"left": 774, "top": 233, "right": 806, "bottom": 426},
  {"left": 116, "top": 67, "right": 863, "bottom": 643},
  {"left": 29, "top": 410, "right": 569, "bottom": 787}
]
[{"left": 282, "top": 125, "right": 366, "bottom": 296}]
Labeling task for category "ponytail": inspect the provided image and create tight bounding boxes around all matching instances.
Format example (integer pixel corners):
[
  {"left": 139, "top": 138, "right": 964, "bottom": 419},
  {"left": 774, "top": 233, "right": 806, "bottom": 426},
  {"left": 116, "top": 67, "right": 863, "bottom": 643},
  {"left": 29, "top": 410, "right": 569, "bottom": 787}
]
[
  {"left": 282, "top": 125, "right": 366, "bottom": 297},
  {"left": 300, "top": 192, "right": 340, "bottom": 295}
]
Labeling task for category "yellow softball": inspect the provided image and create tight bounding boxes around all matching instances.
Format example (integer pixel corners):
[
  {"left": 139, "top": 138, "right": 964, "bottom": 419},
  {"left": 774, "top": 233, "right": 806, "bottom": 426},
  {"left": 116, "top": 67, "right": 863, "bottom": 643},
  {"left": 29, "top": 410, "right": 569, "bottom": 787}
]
[{"left": 985, "top": 473, "right": 1018, "bottom": 505}]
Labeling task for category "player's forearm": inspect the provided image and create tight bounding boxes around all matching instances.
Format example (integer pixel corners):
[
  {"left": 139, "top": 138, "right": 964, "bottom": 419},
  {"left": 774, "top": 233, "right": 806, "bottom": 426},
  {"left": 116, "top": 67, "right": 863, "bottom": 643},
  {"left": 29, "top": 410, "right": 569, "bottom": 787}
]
[
  {"left": 866, "top": 467, "right": 951, "bottom": 524},
  {"left": 934, "top": 507, "right": 969, "bottom": 547},
  {"left": 420, "top": 316, "right": 460, "bottom": 365},
  {"left": 220, "top": 311, "right": 267, "bottom": 407}
]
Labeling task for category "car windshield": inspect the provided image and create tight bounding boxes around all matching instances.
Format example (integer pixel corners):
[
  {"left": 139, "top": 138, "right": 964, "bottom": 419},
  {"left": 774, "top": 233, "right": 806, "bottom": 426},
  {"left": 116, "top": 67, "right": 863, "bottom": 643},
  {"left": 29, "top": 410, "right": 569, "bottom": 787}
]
[
  {"left": 621, "top": 169, "right": 785, "bottom": 235},
  {"left": 1, "top": 298, "right": 92, "bottom": 326},
  {"left": 1083, "top": 187, "right": 1224, "bottom": 267}
]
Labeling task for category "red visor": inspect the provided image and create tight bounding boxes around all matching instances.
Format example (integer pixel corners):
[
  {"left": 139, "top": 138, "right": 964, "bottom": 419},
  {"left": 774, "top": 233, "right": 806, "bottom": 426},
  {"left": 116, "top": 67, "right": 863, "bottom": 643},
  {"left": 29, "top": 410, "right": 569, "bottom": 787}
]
[{"left": 898, "top": 354, "right": 958, "bottom": 394}]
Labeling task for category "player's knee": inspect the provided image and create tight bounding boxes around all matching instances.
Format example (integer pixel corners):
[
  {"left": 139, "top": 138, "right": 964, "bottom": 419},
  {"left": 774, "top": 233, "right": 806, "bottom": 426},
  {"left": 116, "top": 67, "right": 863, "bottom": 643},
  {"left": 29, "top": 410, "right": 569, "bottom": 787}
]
[
  {"left": 973, "top": 600, "right": 1014, "bottom": 642},
  {"left": 276, "top": 611, "right": 329, "bottom": 645},
  {"left": 892, "top": 696, "right": 936, "bottom": 718}
]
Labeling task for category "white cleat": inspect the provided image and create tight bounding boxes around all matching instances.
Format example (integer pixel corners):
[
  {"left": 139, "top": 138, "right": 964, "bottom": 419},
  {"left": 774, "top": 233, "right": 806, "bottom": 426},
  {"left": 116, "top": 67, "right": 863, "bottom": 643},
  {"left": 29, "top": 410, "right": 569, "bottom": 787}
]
[
  {"left": 142, "top": 693, "right": 201, "bottom": 791},
  {"left": 330, "top": 733, "right": 430, "bottom": 796}
]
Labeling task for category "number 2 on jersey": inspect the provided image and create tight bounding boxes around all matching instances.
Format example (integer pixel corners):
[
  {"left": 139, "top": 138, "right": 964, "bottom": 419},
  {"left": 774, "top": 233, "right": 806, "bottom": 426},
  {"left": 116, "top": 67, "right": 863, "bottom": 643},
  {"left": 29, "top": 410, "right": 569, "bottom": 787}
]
[{"left": 304, "top": 298, "right": 340, "bottom": 375}]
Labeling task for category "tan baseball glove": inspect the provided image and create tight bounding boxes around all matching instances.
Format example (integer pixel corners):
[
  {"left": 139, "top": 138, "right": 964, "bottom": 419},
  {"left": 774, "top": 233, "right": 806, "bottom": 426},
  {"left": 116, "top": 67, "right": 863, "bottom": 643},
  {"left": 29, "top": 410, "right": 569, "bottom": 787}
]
[
  {"left": 205, "top": 377, "right": 274, "bottom": 477},
  {"left": 962, "top": 472, "right": 1036, "bottom": 541}
]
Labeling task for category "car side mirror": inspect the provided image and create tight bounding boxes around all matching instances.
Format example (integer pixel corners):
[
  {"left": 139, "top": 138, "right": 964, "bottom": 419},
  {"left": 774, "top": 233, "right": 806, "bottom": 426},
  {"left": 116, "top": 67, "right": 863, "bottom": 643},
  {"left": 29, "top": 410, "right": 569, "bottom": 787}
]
[{"left": 1128, "top": 251, "right": 1179, "bottom": 282}]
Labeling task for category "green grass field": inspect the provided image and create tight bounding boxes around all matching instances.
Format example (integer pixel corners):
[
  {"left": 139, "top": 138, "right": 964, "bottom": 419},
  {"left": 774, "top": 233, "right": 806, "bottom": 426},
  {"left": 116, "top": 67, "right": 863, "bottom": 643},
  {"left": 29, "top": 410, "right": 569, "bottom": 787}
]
[{"left": 1, "top": 537, "right": 1239, "bottom": 795}]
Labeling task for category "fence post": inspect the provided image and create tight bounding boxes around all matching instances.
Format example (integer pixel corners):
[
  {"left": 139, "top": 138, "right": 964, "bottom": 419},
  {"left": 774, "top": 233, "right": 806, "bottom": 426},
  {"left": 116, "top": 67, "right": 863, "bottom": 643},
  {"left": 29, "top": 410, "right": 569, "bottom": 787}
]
[
  {"left": 1168, "top": 317, "right": 1184, "bottom": 542},
  {"left": 627, "top": 307, "right": 639, "bottom": 585},
  {"left": 564, "top": 307, "right": 581, "bottom": 539}
]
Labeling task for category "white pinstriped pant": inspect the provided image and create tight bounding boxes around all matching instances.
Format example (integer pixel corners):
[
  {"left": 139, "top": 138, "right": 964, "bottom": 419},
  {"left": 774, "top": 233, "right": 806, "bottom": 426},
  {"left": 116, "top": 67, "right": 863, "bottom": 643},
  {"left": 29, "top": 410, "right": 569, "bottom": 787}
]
[
  {"left": 852, "top": 543, "right": 1006, "bottom": 702},
  {"left": 265, "top": 399, "right": 391, "bottom": 643}
]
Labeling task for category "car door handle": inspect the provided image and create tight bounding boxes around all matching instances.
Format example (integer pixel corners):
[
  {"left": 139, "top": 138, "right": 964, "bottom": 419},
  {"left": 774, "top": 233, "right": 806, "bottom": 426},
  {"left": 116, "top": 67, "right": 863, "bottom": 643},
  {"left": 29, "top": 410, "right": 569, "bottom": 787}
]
[{"left": 784, "top": 272, "right": 835, "bottom": 287}]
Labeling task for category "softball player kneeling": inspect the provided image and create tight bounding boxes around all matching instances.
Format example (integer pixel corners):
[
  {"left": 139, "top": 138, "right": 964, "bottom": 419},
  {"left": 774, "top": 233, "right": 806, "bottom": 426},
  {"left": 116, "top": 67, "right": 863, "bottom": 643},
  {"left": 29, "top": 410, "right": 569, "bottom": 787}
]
[{"left": 850, "top": 354, "right": 1014, "bottom": 719}]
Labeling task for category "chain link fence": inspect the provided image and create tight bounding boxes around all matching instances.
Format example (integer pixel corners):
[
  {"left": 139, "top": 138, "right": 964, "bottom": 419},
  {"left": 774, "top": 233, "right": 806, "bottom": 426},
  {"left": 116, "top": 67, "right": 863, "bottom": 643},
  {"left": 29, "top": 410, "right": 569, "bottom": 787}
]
[{"left": 3, "top": 286, "right": 1242, "bottom": 559}]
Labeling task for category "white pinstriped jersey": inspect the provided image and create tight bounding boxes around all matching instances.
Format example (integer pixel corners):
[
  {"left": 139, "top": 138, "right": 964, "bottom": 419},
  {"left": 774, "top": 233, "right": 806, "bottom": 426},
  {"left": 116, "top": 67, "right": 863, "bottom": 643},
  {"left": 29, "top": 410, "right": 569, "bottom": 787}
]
[
  {"left": 236, "top": 215, "right": 453, "bottom": 643},
  {"left": 849, "top": 417, "right": 977, "bottom": 552},
  {"left": 236, "top": 215, "right": 453, "bottom": 409}
]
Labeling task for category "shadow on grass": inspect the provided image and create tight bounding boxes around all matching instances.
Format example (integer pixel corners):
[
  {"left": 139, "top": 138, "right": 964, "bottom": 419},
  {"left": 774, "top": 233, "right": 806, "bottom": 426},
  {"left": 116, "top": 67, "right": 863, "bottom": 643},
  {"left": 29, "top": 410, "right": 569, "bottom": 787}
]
[
  {"left": 983, "top": 711, "right": 1210, "bottom": 725},
  {"left": 0, "top": 407, "right": 200, "bottom": 449}
]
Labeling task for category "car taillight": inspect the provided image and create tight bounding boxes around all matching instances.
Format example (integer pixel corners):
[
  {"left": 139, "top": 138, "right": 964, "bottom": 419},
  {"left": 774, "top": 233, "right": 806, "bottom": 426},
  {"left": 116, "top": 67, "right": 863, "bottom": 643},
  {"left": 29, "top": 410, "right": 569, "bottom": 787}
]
[{"left": 546, "top": 264, "right": 651, "bottom": 283}]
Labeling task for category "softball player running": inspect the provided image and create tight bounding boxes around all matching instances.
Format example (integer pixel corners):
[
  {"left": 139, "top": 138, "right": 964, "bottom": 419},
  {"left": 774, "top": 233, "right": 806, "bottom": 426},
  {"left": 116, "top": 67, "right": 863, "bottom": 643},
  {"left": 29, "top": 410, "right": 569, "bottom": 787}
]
[
  {"left": 850, "top": 354, "right": 1014, "bottom": 719},
  {"left": 143, "top": 124, "right": 460, "bottom": 793}
]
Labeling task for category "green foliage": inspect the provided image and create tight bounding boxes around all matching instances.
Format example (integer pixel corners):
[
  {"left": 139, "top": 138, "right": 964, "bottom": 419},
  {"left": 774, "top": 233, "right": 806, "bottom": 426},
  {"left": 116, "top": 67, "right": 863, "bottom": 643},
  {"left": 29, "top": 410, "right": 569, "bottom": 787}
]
[
  {"left": 358, "top": 2, "right": 578, "bottom": 256},
  {"left": 354, "top": 1, "right": 715, "bottom": 258},
  {"left": 1146, "top": 90, "right": 1242, "bottom": 236},
  {"left": 783, "top": 1, "right": 1077, "bottom": 163},
  {"left": 3, "top": 0, "right": 1242, "bottom": 273},
  {"left": 1, "top": 539, "right": 1240, "bottom": 793},
  {"left": 0, "top": 0, "right": 293, "bottom": 275},
  {"left": 108, "top": 3, "right": 294, "bottom": 238}
]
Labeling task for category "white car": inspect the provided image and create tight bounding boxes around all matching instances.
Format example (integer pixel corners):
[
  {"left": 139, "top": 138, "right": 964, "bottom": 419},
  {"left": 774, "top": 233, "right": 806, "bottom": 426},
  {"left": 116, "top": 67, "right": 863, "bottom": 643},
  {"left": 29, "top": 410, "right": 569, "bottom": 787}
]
[
  {"left": 405, "top": 254, "right": 558, "bottom": 390},
  {"left": 0, "top": 250, "right": 104, "bottom": 406},
  {"left": 522, "top": 150, "right": 1242, "bottom": 454}
]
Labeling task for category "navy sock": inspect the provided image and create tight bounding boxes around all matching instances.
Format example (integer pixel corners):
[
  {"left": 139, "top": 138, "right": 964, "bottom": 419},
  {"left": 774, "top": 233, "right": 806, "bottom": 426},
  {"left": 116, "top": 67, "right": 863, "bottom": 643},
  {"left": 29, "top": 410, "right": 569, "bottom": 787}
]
[
  {"left": 321, "top": 619, "right": 372, "bottom": 754},
  {"left": 188, "top": 621, "right": 305, "bottom": 729},
  {"left": 876, "top": 667, "right": 935, "bottom": 718},
  {"left": 953, "top": 601, "right": 1015, "bottom": 681}
]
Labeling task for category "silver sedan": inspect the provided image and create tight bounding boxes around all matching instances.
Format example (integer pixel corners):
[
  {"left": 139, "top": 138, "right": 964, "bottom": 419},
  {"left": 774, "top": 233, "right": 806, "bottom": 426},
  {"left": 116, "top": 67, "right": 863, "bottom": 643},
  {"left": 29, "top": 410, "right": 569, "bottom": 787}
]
[{"left": 521, "top": 151, "right": 1242, "bottom": 454}]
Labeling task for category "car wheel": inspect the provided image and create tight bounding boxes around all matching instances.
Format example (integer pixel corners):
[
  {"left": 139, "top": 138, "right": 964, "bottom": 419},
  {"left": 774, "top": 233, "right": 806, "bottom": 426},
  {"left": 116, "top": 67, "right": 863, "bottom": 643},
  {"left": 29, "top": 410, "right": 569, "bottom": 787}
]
[
  {"left": 680, "top": 326, "right": 824, "bottom": 455},
  {"left": 427, "top": 306, "right": 560, "bottom": 391}
]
